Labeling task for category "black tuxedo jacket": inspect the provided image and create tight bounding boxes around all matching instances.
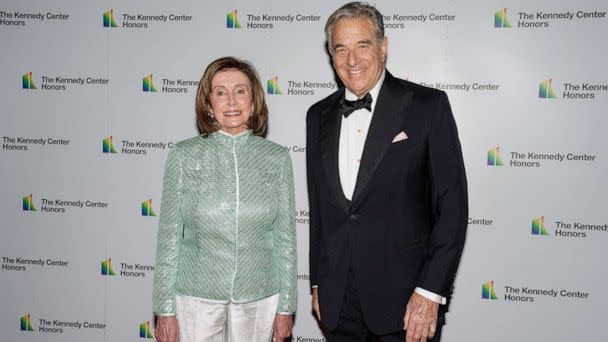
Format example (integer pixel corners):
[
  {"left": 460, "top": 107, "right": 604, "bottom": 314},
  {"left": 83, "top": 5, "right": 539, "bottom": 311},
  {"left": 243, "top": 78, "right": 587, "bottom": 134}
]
[{"left": 306, "top": 71, "right": 468, "bottom": 334}]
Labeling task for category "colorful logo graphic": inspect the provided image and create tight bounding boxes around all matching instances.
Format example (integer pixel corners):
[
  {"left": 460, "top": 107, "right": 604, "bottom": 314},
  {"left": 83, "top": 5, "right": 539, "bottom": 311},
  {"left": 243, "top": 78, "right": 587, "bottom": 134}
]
[
  {"left": 532, "top": 216, "right": 550, "bottom": 236},
  {"left": 103, "top": 136, "right": 118, "bottom": 154},
  {"left": 267, "top": 76, "right": 282, "bottom": 95},
  {"left": 539, "top": 79, "right": 557, "bottom": 99},
  {"left": 487, "top": 147, "right": 504, "bottom": 166},
  {"left": 101, "top": 258, "right": 116, "bottom": 276},
  {"left": 103, "top": 9, "right": 118, "bottom": 28},
  {"left": 227, "top": 10, "right": 242, "bottom": 28},
  {"left": 141, "top": 199, "right": 156, "bottom": 217},
  {"left": 494, "top": 8, "right": 512, "bottom": 28},
  {"left": 139, "top": 321, "right": 154, "bottom": 338},
  {"left": 143, "top": 74, "right": 157, "bottom": 92},
  {"left": 20, "top": 314, "right": 35, "bottom": 332},
  {"left": 22, "top": 194, "right": 37, "bottom": 211},
  {"left": 482, "top": 280, "right": 499, "bottom": 300},
  {"left": 22, "top": 72, "right": 36, "bottom": 89}
]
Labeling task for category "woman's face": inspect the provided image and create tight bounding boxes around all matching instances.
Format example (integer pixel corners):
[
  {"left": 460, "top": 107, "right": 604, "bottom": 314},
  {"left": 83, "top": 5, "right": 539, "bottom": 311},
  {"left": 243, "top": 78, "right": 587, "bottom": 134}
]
[{"left": 209, "top": 69, "right": 254, "bottom": 136}]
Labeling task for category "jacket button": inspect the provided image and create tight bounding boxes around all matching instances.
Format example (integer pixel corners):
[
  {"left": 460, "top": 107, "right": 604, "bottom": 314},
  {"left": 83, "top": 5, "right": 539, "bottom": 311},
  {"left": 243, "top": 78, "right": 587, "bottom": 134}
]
[{"left": 350, "top": 214, "right": 359, "bottom": 220}]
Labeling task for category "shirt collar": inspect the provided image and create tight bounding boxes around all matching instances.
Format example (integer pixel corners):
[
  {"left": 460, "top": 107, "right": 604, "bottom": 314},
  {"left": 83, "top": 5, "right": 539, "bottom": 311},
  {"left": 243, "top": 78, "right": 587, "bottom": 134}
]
[
  {"left": 212, "top": 129, "right": 253, "bottom": 147},
  {"left": 344, "top": 69, "right": 386, "bottom": 114},
  {"left": 216, "top": 129, "right": 251, "bottom": 138}
]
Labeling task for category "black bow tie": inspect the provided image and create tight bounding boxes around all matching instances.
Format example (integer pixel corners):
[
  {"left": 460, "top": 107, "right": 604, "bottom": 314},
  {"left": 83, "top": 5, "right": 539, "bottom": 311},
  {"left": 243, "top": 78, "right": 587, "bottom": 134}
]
[{"left": 338, "top": 93, "right": 372, "bottom": 118}]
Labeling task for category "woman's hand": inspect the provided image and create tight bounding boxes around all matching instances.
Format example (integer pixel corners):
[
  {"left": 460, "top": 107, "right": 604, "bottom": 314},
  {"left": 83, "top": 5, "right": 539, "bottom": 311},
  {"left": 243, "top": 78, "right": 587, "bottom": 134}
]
[
  {"left": 154, "top": 316, "right": 179, "bottom": 342},
  {"left": 272, "top": 314, "right": 294, "bottom": 342}
]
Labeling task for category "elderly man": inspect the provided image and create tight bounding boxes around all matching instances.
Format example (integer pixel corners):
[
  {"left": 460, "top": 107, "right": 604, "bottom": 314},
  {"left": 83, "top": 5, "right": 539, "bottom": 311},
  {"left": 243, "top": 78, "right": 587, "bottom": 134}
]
[{"left": 306, "top": 2, "right": 468, "bottom": 341}]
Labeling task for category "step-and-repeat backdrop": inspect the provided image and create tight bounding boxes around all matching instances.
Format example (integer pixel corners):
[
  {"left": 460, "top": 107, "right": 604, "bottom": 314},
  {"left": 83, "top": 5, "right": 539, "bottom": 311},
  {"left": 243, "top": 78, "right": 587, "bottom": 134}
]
[{"left": 2, "top": 0, "right": 606, "bottom": 341}]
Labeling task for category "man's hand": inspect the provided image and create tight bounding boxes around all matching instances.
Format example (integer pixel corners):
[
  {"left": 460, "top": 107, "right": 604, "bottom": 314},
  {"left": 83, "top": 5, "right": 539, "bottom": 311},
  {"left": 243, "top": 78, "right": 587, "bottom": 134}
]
[
  {"left": 154, "top": 316, "right": 179, "bottom": 342},
  {"left": 404, "top": 292, "right": 439, "bottom": 342},
  {"left": 311, "top": 287, "right": 321, "bottom": 321},
  {"left": 272, "top": 314, "right": 293, "bottom": 342}
]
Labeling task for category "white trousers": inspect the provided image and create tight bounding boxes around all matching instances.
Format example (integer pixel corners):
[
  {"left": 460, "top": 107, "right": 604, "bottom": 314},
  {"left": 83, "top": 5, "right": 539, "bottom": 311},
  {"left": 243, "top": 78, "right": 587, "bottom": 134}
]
[{"left": 175, "top": 294, "right": 278, "bottom": 342}]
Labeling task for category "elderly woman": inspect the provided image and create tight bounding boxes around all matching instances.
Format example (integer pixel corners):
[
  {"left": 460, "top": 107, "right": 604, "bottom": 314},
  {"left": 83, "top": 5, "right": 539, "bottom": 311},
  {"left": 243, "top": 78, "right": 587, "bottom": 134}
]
[{"left": 153, "top": 57, "right": 297, "bottom": 342}]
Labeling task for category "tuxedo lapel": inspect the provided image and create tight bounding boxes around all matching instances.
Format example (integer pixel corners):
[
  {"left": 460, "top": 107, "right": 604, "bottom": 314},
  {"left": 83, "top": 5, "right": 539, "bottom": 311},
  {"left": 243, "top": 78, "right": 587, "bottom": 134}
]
[
  {"left": 320, "top": 89, "right": 349, "bottom": 213},
  {"left": 351, "top": 73, "right": 413, "bottom": 204}
]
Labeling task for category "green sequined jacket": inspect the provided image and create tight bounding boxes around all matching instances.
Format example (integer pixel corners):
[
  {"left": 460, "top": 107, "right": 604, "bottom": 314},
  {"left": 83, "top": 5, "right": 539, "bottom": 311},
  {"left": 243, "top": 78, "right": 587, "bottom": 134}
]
[{"left": 153, "top": 130, "right": 297, "bottom": 315}]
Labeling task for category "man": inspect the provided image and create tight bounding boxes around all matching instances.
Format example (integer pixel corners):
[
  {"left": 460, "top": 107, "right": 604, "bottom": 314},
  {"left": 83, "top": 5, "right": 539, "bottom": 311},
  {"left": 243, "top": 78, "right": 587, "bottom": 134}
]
[{"left": 306, "top": 2, "right": 468, "bottom": 341}]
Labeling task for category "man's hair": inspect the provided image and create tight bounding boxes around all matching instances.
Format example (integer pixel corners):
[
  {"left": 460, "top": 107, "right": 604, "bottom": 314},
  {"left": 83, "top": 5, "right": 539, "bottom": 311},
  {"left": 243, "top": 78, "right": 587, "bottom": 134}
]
[
  {"left": 324, "top": 2, "right": 385, "bottom": 55},
  {"left": 195, "top": 56, "right": 268, "bottom": 137}
]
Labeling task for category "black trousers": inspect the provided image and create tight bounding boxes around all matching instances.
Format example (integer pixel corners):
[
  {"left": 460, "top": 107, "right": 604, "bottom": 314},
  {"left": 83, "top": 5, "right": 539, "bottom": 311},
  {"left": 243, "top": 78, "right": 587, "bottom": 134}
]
[{"left": 324, "top": 267, "right": 443, "bottom": 342}]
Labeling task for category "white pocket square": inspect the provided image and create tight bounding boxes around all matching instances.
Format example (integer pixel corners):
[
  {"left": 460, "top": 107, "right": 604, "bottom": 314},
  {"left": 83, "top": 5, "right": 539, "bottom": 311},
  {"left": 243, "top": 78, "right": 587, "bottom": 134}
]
[{"left": 392, "top": 131, "right": 408, "bottom": 143}]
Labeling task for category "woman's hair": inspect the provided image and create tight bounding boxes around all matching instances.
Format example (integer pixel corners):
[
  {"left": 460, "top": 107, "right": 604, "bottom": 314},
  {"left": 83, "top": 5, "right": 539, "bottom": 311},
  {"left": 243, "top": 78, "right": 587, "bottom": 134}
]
[{"left": 195, "top": 56, "right": 268, "bottom": 137}]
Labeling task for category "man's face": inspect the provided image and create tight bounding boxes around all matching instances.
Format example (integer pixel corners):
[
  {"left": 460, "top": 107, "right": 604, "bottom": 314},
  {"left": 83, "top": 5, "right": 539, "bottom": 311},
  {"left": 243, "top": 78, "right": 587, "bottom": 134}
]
[{"left": 331, "top": 17, "right": 387, "bottom": 98}]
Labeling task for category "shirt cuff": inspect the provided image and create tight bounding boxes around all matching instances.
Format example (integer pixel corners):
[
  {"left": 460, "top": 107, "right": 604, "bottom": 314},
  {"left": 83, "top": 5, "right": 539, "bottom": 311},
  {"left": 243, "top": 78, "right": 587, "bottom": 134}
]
[
  {"left": 414, "top": 287, "right": 446, "bottom": 305},
  {"left": 155, "top": 313, "right": 176, "bottom": 317},
  {"left": 311, "top": 285, "right": 318, "bottom": 288}
]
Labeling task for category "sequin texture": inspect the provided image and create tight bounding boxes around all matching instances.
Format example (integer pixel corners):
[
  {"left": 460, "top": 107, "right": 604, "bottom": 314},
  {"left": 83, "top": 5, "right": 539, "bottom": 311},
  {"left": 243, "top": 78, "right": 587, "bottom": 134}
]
[{"left": 153, "top": 130, "right": 297, "bottom": 315}]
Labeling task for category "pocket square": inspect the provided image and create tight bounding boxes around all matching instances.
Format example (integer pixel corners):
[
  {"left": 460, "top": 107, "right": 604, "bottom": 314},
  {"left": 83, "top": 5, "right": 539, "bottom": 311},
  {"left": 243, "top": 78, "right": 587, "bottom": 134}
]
[{"left": 392, "top": 131, "right": 408, "bottom": 143}]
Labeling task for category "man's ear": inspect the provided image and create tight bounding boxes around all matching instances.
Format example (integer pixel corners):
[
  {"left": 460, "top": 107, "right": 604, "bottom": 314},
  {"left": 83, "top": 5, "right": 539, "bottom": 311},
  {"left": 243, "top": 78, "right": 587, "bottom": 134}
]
[{"left": 381, "top": 36, "right": 388, "bottom": 62}]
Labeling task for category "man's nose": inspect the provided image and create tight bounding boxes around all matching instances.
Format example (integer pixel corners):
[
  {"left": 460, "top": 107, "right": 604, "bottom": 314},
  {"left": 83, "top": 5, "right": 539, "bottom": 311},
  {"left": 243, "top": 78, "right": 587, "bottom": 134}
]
[{"left": 347, "top": 50, "right": 359, "bottom": 66}]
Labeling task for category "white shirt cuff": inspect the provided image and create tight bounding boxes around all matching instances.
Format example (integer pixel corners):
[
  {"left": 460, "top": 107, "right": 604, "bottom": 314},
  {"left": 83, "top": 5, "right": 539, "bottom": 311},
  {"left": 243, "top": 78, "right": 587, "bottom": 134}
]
[{"left": 415, "top": 287, "right": 446, "bottom": 305}]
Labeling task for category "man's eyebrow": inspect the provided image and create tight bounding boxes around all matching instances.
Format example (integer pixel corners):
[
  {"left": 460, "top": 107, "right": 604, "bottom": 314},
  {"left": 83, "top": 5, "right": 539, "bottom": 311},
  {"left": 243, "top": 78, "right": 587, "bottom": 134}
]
[{"left": 333, "top": 39, "right": 373, "bottom": 49}]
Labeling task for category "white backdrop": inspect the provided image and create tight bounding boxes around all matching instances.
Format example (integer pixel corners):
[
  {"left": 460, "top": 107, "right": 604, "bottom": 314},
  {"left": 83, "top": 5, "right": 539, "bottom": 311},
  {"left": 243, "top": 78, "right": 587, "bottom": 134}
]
[{"left": 1, "top": 0, "right": 607, "bottom": 341}]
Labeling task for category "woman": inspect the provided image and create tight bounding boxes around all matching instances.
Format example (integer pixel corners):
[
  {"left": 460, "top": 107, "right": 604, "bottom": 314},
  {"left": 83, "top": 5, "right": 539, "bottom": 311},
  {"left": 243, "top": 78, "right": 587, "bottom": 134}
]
[{"left": 153, "top": 57, "right": 296, "bottom": 342}]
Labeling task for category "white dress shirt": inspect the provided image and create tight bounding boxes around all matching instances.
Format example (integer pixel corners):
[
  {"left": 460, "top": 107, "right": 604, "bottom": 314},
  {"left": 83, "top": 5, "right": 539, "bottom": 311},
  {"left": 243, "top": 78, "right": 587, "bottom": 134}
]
[
  {"left": 338, "top": 72, "right": 384, "bottom": 200},
  {"left": 337, "top": 71, "right": 446, "bottom": 305}
]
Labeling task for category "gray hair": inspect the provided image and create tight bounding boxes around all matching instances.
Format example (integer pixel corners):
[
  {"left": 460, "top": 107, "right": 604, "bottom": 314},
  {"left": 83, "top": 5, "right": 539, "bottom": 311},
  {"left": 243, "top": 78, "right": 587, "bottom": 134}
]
[{"left": 325, "top": 2, "right": 385, "bottom": 55}]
